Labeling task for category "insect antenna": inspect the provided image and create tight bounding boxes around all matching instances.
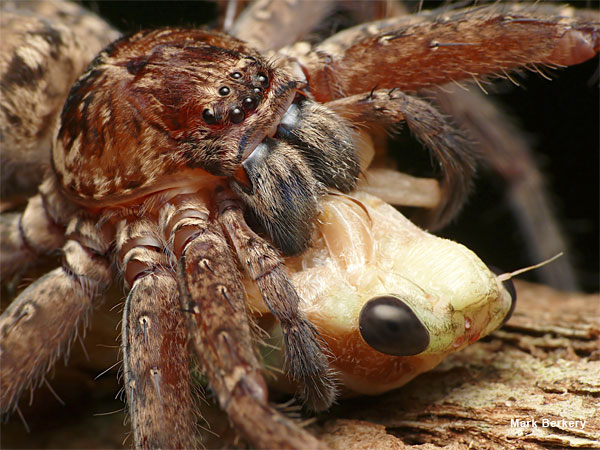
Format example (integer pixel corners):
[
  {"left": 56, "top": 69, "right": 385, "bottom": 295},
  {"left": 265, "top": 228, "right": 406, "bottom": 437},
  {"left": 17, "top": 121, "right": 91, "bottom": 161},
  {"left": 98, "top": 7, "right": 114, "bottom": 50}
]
[{"left": 496, "top": 253, "right": 564, "bottom": 282}]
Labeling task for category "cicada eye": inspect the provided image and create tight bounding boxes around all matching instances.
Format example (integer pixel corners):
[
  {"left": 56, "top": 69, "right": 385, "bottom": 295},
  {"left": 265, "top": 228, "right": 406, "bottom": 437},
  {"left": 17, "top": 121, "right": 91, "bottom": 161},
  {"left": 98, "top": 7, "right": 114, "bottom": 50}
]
[
  {"left": 488, "top": 266, "right": 517, "bottom": 326},
  {"left": 359, "top": 295, "right": 430, "bottom": 356}
]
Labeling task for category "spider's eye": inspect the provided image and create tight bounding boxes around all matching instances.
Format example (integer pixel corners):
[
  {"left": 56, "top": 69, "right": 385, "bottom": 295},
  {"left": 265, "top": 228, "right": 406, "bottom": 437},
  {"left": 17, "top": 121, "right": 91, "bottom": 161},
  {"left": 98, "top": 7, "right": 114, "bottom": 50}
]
[
  {"left": 218, "top": 86, "right": 230, "bottom": 96},
  {"left": 230, "top": 107, "right": 245, "bottom": 124},
  {"left": 242, "top": 96, "right": 258, "bottom": 111},
  {"left": 359, "top": 295, "right": 430, "bottom": 356},
  {"left": 252, "top": 87, "right": 262, "bottom": 95},
  {"left": 231, "top": 71, "right": 242, "bottom": 79},
  {"left": 257, "top": 73, "right": 269, "bottom": 88},
  {"left": 202, "top": 108, "right": 217, "bottom": 125}
]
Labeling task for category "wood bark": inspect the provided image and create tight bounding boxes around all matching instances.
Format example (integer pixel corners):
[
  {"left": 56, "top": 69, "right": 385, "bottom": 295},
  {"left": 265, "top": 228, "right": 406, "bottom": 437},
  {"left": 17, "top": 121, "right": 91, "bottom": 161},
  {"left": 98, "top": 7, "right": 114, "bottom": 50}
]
[{"left": 1, "top": 280, "right": 598, "bottom": 449}]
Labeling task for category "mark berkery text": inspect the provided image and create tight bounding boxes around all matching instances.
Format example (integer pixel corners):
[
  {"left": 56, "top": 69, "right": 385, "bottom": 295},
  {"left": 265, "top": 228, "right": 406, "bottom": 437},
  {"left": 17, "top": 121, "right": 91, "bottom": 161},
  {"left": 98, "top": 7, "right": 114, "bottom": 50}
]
[{"left": 510, "top": 418, "right": 586, "bottom": 429}]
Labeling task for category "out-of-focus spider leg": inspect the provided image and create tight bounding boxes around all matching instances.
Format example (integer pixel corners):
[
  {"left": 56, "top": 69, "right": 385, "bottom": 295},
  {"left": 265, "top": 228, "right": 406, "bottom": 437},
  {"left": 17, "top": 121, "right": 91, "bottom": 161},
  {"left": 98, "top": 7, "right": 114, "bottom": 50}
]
[
  {"left": 215, "top": 188, "right": 337, "bottom": 411},
  {"left": 163, "top": 194, "right": 324, "bottom": 449},
  {"left": 230, "top": 0, "right": 334, "bottom": 51},
  {"left": 328, "top": 89, "right": 476, "bottom": 229},
  {"left": 302, "top": 4, "right": 599, "bottom": 102},
  {"left": 117, "top": 219, "right": 196, "bottom": 449},
  {"left": 0, "top": 215, "right": 111, "bottom": 414},
  {"left": 432, "top": 87, "right": 578, "bottom": 289},
  {"left": 1, "top": 178, "right": 76, "bottom": 280},
  {"left": 230, "top": 0, "right": 403, "bottom": 53},
  {"left": 0, "top": 2, "right": 119, "bottom": 207},
  {"left": 358, "top": 168, "right": 441, "bottom": 209}
]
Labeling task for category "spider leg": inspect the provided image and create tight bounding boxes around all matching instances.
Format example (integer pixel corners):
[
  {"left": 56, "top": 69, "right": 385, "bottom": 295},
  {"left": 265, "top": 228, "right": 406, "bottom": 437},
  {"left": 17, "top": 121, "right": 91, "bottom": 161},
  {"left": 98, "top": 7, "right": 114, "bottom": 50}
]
[
  {"left": 299, "top": 3, "right": 599, "bottom": 102},
  {"left": 327, "top": 89, "right": 477, "bottom": 229},
  {"left": 230, "top": 0, "right": 334, "bottom": 52},
  {"left": 0, "top": 215, "right": 111, "bottom": 414},
  {"left": 357, "top": 168, "right": 441, "bottom": 209},
  {"left": 230, "top": 0, "right": 404, "bottom": 53},
  {"left": 1, "top": 178, "right": 76, "bottom": 280},
  {"left": 116, "top": 218, "right": 196, "bottom": 449},
  {"left": 215, "top": 188, "right": 337, "bottom": 411},
  {"left": 163, "top": 193, "right": 324, "bottom": 449},
  {"left": 0, "top": 3, "right": 119, "bottom": 205}
]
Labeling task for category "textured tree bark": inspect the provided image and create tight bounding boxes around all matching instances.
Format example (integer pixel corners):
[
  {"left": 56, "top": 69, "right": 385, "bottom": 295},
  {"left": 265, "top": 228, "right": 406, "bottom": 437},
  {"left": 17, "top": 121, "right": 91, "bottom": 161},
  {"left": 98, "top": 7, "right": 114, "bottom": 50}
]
[{"left": 1, "top": 281, "right": 598, "bottom": 449}]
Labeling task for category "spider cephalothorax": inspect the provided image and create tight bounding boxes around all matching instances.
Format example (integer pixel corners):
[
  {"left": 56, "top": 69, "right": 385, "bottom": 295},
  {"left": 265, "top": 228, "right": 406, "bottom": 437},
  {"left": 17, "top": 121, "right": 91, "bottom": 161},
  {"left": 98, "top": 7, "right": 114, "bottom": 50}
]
[
  {"left": 53, "top": 28, "right": 360, "bottom": 255},
  {"left": 1, "top": 1, "right": 598, "bottom": 449},
  {"left": 54, "top": 29, "right": 298, "bottom": 196}
]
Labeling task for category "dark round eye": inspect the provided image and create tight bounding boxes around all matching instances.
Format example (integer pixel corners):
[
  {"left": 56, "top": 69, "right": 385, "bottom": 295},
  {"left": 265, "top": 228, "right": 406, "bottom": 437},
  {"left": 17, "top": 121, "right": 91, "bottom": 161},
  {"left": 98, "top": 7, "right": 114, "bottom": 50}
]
[
  {"left": 252, "top": 87, "right": 262, "bottom": 95},
  {"left": 218, "top": 86, "right": 230, "bottom": 96},
  {"left": 359, "top": 295, "right": 430, "bottom": 356},
  {"left": 202, "top": 108, "right": 217, "bottom": 125},
  {"left": 242, "top": 96, "right": 258, "bottom": 110},
  {"left": 488, "top": 266, "right": 517, "bottom": 326},
  {"left": 231, "top": 71, "right": 242, "bottom": 79},
  {"left": 257, "top": 73, "right": 269, "bottom": 88},
  {"left": 229, "top": 107, "right": 245, "bottom": 124}
]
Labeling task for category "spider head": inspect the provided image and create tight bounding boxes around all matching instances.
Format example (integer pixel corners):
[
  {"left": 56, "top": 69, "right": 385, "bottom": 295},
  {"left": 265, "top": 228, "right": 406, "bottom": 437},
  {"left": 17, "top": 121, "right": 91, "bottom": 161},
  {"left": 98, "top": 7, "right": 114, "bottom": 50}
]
[{"left": 52, "top": 28, "right": 297, "bottom": 207}]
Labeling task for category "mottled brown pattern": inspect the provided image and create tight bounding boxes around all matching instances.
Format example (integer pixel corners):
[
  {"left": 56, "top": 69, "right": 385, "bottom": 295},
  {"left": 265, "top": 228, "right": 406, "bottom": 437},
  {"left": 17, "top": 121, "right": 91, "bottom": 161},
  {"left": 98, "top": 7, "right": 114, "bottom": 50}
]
[
  {"left": 169, "top": 194, "right": 324, "bottom": 448},
  {"left": 302, "top": 4, "right": 600, "bottom": 101},
  {"left": 0, "top": 2, "right": 119, "bottom": 201},
  {"left": 0, "top": 216, "right": 112, "bottom": 414},
  {"left": 53, "top": 29, "right": 298, "bottom": 206},
  {"left": 118, "top": 219, "right": 196, "bottom": 450}
]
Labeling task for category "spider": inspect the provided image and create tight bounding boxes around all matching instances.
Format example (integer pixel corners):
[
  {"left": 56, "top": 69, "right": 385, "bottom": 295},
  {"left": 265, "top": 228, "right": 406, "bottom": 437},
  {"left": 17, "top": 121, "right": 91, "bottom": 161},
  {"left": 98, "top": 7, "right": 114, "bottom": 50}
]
[{"left": 1, "top": 1, "right": 598, "bottom": 448}]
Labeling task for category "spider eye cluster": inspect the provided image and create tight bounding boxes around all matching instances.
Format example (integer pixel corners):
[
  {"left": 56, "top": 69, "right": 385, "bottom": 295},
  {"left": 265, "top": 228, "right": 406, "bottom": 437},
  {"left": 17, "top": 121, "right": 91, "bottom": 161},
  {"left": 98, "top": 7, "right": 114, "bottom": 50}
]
[{"left": 202, "top": 71, "right": 269, "bottom": 126}]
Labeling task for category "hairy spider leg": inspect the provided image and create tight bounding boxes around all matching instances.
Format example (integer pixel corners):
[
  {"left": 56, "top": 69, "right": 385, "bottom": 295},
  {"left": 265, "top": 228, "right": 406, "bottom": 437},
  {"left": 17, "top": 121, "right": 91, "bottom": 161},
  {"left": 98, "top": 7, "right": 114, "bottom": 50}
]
[
  {"left": 327, "top": 89, "right": 477, "bottom": 228},
  {"left": 215, "top": 188, "right": 337, "bottom": 411},
  {"left": 0, "top": 215, "right": 112, "bottom": 414},
  {"left": 301, "top": 4, "right": 599, "bottom": 102},
  {"left": 1, "top": 178, "right": 75, "bottom": 279},
  {"left": 117, "top": 218, "right": 196, "bottom": 449},
  {"left": 163, "top": 193, "right": 324, "bottom": 449}
]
